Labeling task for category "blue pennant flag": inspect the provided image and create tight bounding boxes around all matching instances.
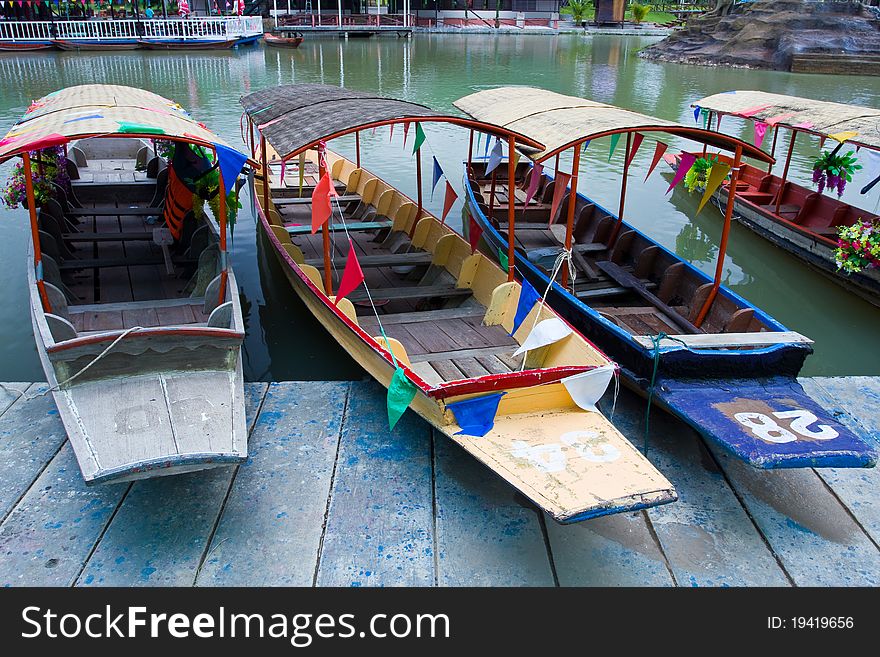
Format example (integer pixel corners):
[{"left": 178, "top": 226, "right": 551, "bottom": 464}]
[
  {"left": 484, "top": 135, "right": 492, "bottom": 158},
  {"left": 511, "top": 278, "right": 541, "bottom": 336},
  {"left": 214, "top": 143, "right": 248, "bottom": 196},
  {"left": 581, "top": 140, "right": 591, "bottom": 153},
  {"left": 431, "top": 156, "right": 444, "bottom": 199},
  {"left": 693, "top": 105, "right": 702, "bottom": 123},
  {"left": 447, "top": 392, "right": 506, "bottom": 437}
]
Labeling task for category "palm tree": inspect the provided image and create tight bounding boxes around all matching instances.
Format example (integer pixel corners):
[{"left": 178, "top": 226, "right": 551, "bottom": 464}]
[{"left": 560, "top": 0, "right": 592, "bottom": 29}]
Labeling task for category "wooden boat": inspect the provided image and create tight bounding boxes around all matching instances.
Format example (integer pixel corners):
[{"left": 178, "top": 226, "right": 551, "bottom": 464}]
[
  {"left": 0, "top": 41, "right": 55, "bottom": 52},
  {"left": 455, "top": 87, "right": 876, "bottom": 470},
  {"left": 684, "top": 91, "right": 880, "bottom": 307},
  {"left": 0, "top": 84, "right": 253, "bottom": 484},
  {"left": 52, "top": 39, "right": 140, "bottom": 51},
  {"left": 138, "top": 38, "right": 238, "bottom": 50},
  {"left": 241, "top": 84, "right": 676, "bottom": 523},
  {"left": 264, "top": 32, "right": 303, "bottom": 48}
]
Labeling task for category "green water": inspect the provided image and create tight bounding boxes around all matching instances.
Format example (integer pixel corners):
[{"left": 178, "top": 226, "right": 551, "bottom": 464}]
[{"left": 1, "top": 35, "right": 879, "bottom": 381}]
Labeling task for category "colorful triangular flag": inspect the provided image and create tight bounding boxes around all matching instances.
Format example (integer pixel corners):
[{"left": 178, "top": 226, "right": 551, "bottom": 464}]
[
  {"left": 431, "top": 156, "right": 443, "bottom": 199},
  {"left": 335, "top": 239, "right": 365, "bottom": 303},
  {"left": 446, "top": 392, "right": 507, "bottom": 437},
  {"left": 498, "top": 247, "right": 509, "bottom": 273},
  {"left": 485, "top": 139, "right": 503, "bottom": 176},
  {"left": 625, "top": 133, "right": 644, "bottom": 170},
  {"left": 693, "top": 106, "right": 701, "bottom": 123},
  {"left": 645, "top": 141, "right": 668, "bottom": 182},
  {"left": 561, "top": 364, "right": 616, "bottom": 413},
  {"left": 667, "top": 153, "right": 697, "bottom": 194},
  {"left": 513, "top": 317, "right": 572, "bottom": 356},
  {"left": 696, "top": 162, "right": 731, "bottom": 215},
  {"left": 387, "top": 367, "right": 418, "bottom": 430},
  {"left": 411, "top": 123, "right": 426, "bottom": 154},
  {"left": 549, "top": 172, "right": 571, "bottom": 224},
  {"left": 523, "top": 163, "right": 543, "bottom": 206},
  {"left": 754, "top": 122, "right": 769, "bottom": 149},
  {"left": 511, "top": 278, "right": 541, "bottom": 336},
  {"left": 310, "top": 172, "right": 333, "bottom": 234},
  {"left": 402, "top": 122, "right": 410, "bottom": 148},
  {"left": 441, "top": 181, "right": 458, "bottom": 224},
  {"left": 608, "top": 133, "right": 621, "bottom": 162},
  {"left": 468, "top": 214, "right": 483, "bottom": 253}
]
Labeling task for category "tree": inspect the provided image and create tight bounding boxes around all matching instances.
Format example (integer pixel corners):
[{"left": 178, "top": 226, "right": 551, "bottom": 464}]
[{"left": 560, "top": 0, "right": 592, "bottom": 28}]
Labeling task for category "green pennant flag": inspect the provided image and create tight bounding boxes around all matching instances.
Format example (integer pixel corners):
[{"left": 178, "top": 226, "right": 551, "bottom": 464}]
[
  {"left": 498, "top": 247, "right": 509, "bottom": 273},
  {"left": 608, "top": 133, "right": 621, "bottom": 162},
  {"left": 412, "top": 123, "right": 426, "bottom": 155},
  {"left": 387, "top": 366, "right": 418, "bottom": 430}
]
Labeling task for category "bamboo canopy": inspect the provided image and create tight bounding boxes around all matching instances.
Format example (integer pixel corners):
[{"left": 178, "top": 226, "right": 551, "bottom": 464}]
[
  {"left": 693, "top": 90, "right": 880, "bottom": 152},
  {"left": 0, "top": 84, "right": 233, "bottom": 164},
  {"left": 454, "top": 87, "right": 773, "bottom": 163},
  {"left": 240, "top": 84, "right": 543, "bottom": 160}
]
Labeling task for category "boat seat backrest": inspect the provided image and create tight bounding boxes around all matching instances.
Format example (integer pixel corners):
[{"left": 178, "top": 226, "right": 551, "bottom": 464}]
[
  {"left": 42, "top": 282, "right": 69, "bottom": 320},
  {"left": 688, "top": 283, "right": 714, "bottom": 324},
  {"left": 145, "top": 156, "right": 162, "bottom": 179},
  {"left": 609, "top": 230, "right": 636, "bottom": 265},
  {"left": 204, "top": 273, "right": 226, "bottom": 315},
  {"left": 572, "top": 204, "right": 596, "bottom": 243},
  {"left": 69, "top": 146, "right": 88, "bottom": 168},
  {"left": 38, "top": 230, "right": 61, "bottom": 262},
  {"left": 207, "top": 302, "right": 233, "bottom": 329},
  {"left": 724, "top": 308, "right": 755, "bottom": 333},
  {"left": 45, "top": 313, "right": 77, "bottom": 343},
  {"left": 634, "top": 246, "right": 661, "bottom": 279},
  {"left": 758, "top": 174, "right": 775, "bottom": 194},
  {"left": 38, "top": 212, "right": 73, "bottom": 259},
  {"left": 540, "top": 180, "right": 556, "bottom": 204},
  {"left": 135, "top": 146, "right": 152, "bottom": 171},
  {"left": 593, "top": 215, "right": 616, "bottom": 245},
  {"left": 186, "top": 223, "right": 215, "bottom": 258},
  {"left": 64, "top": 159, "right": 80, "bottom": 181},
  {"left": 657, "top": 262, "right": 685, "bottom": 304},
  {"left": 794, "top": 192, "right": 821, "bottom": 225},
  {"left": 148, "top": 167, "right": 169, "bottom": 208},
  {"left": 188, "top": 244, "right": 220, "bottom": 297},
  {"left": 551, "top": 192, "right": 570, "bottom": 224}
]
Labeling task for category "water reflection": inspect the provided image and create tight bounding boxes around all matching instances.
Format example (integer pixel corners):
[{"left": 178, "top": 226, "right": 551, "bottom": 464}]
[{"left": 0, "top": 35, "right": 878, "bottom": 380}]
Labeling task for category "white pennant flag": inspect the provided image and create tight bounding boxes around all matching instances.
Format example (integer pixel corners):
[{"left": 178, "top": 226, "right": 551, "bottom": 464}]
[
  {"left": 485, "top": 139, "right": 504, "bottom": 176},
  {"left": 561, "top": 364, "right": 616, "bottom": 413},
  {"left": 513, "top": 317, "right": 572, "bottom": 356}
]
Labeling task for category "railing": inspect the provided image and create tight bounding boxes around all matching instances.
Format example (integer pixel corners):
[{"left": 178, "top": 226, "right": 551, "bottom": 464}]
[
  {"left": 277, "top": 12, "right": 412, "bottom": 28},
  {"left": 0, "top": 17, "right": 264, "bottom": 42}
]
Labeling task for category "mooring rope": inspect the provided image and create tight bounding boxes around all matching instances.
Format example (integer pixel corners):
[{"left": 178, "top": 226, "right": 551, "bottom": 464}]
[
  {"left": 519, "top": 247, "right": 574, "bottom": 371},
  {"left": 644, "top": 331, "right": 689, "bottom": 456}
]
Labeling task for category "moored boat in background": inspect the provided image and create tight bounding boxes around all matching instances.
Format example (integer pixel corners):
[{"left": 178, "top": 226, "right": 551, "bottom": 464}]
[
  {"left": 264, "top": 32, "right": 304, "bottom": 48},
  {"left": 455, "top": 86, "right": 877, "bottom": 470},
  {"left": 685, "top": 90, "right": 880, "bottom": 307}
]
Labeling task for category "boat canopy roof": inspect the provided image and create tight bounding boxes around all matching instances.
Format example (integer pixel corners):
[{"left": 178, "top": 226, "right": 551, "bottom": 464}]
[
  {"left": 694, "top": 90, "right": 880, "bottom": 152},
  {"left": 454, "top": 87, "right": 773, "bottom": 163},
  {"left": 240, "top": 84, "right": 543, "bottom": 160},
  {"left": 0, "top": 84, "right": 238, "bottom": 164}
]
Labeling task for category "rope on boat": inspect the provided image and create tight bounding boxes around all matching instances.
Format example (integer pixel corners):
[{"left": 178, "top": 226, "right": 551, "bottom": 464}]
[
  {"left": 644, "top": 332, "right": 689, "bottom": 457},
  {"left": 24, "top": 326, "right": 145, "bottom": 401},
  {"left": 519, "top": 248, "right": 574, "bottom": 371}
]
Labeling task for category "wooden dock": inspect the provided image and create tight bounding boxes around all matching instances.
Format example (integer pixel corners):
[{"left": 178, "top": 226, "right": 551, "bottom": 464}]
[{"left": 0, "top": 376, "right": 878, "bottom": 587}]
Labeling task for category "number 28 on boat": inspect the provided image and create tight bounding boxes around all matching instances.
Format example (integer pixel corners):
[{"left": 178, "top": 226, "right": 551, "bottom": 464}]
[
  {"left": 241, "top": 84, "right": 677, "bottom": 524},
  {"left": 0, "top": 85, "right": 253, "bottom": 485}
]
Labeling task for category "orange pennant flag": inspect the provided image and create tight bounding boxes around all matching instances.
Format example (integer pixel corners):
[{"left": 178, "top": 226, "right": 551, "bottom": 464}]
[
  {"left": 335, "top": 239, "right": 365, "bottom": 303},
  {"left": 549, "top": 172, "right": 571, "bottom": 225},
  {"left": 441, "top": 181, "right": 458, "bottom": 224},
  {"left": 311, "top": 172, "right": 333, "bottom": 234},
  {"left": 644, "top": 141, "right": 668, "bottom": 182}
]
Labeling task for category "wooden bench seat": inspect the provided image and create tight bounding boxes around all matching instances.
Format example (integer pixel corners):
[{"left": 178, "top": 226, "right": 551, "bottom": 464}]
[
  {"left": 285, "top": 220, "right": 391, "bottom": 235},
  {"left": 274, "top": 195, "right": 360, "bottom": 207},
  {"left": 347, "top": 284, "right": 472, "bottom": 303},
  {"left": 67, "top": 206, "right": 161, "bottom": 217},
  {"left": 304, "top": 252, "right": 433, "bottom": 269},
  {"left": 62, "top": 232, "right": 154, "bottom": 242},
  {"left": 59, "top": 256, "right": 198, "bottom": 270}
]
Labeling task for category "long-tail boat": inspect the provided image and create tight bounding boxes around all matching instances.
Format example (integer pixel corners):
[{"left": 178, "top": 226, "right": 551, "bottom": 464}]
[
  {"left": 684, "top": 91, "right": 880, "bottom": 307},
  {"left": 241, "top": 84, "right": 676, "bottom": 523},
  {"left": 0, "top": 84, "right": 253, "bottom": 484},
  {"left": 455, "top": 87, "right": 876, "bottom": 470},
  {"left": 264, "top": 32, "right": 304, "bottom": 48}
]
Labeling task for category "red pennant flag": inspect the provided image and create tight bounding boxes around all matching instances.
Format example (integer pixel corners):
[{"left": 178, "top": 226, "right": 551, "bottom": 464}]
[
  {"left": 468, "top": 214, "right": 483, "bottom": 253},
  {"left": 389, "top": 123, "right": 394, "bottom": 143},
  {"left": 311, "top": 172, "right": 333, "bottom": 234},
  {"left": 441, "top": 181, "right": 458, "bottom": 224},
  {"left": 402, "top": 122, "right": 410, "bottom": 148},
  {"left": 335, "top": 239, "right": 365, "bottom": 303},
  {"left": 667, "top": 153, "right": 697, "bottom": 194},
  {"left": 625, "top": 133, "right": 644, "bottom": 170},
  {"left": 644, "top": 141, "right": 668, "bottom": 182},
  {"left": 549, "top": 172, "right": 571, "bottom": 226}
]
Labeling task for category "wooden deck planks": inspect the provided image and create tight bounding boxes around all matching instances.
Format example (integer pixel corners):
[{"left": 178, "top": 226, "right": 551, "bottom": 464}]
[
  {"left": 0, "top": 385, "right": 69, "bottom": 525},
  {"left": 194, "top": 382, "right": 350, "bottom": 586},
  {"left": 432, "top": 432, "right": 556, "bottom": 586},
  {"left": 75, "top": 384, "right": 269, "bottom": 587},
  {"left": 0, "top": 379, "right": 879, "bottom": 587},
  {"left": 315, "top": 382, "right": 435, "bottom": 587},
  {"left": 606, "top": 390, "right": 792, "bottom": 587}
]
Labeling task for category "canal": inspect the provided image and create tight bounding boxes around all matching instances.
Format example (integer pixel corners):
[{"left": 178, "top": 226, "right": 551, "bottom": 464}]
[{"left": 1, "top": 34, "right": 878, "bottom": 381}]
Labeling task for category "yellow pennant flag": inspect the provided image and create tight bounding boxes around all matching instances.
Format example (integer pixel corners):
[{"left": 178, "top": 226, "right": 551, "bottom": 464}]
[
  {"left": 696, "top": 163, "right": 731, "bottom": 215},
  {"left": 829, "top": 131, "right": 859, "bottom": 144}
]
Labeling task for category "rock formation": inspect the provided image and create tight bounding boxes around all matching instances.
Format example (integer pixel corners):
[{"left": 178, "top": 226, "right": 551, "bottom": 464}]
[{"left": 640, "top": 0, "right": 880, "bottom": 71}]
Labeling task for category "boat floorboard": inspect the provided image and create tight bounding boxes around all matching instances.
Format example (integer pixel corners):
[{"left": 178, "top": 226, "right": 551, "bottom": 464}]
[{"left": 1, "top": 376, "right": 877, "bottom": 587}]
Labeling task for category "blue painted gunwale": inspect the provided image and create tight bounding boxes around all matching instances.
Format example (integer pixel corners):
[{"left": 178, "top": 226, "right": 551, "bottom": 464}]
[{"left": 462, "top": 163, "right": 876, "bottom": 469}]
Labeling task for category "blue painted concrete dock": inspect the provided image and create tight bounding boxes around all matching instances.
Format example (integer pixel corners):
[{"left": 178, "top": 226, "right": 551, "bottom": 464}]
[{"left": 0, "top": 377, "right": 878, "bottom": 587}]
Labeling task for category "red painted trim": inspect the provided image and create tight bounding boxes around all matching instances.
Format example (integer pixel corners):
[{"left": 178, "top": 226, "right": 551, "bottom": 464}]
[
  {"left": 47, "top": 327, "right": 244, "bottom": 354},
  {"left": 428, "top": 366, "right": 595, "bottom": 399}
]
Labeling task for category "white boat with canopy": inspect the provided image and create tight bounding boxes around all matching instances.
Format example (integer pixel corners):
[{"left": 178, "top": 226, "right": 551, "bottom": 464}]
[{"left": 0, "top": 84, "right": 253, "bottom": 484}]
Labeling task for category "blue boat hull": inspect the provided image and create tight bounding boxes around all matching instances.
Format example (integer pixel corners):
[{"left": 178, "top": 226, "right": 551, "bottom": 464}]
[{"left": 462, "top": 166, "right": 876, "bottom": 469}]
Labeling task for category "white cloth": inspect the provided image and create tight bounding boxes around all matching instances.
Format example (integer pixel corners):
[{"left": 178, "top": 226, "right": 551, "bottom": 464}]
[
  {"left": 513, "top": 317, "right": 572, "bottom": 356},
  {"left": 561, "top": 364, "right": 616, "bottom": 413},
  {"left": 485, "top": 139, "right": 504, "bottom": 176}
]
